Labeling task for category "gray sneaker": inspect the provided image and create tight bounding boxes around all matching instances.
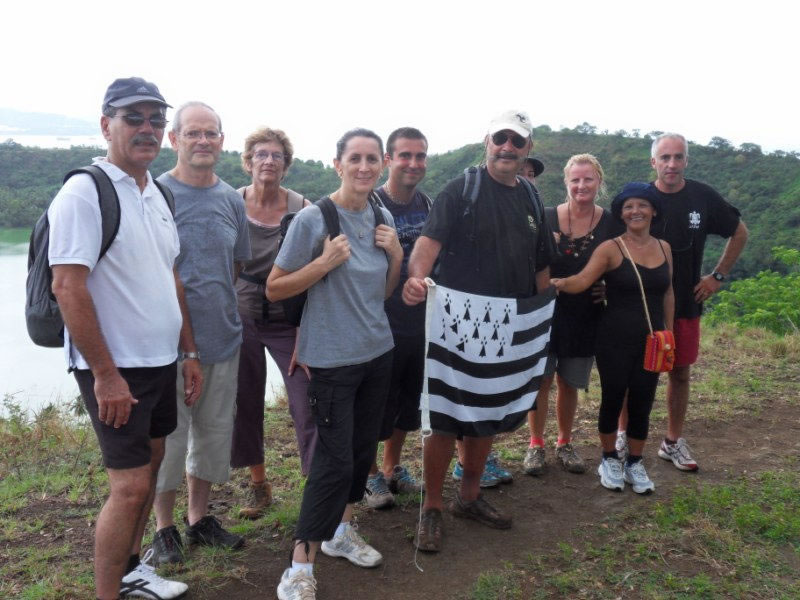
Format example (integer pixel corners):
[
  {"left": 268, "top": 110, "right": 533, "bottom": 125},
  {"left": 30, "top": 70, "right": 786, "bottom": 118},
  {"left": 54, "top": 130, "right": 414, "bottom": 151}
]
[
  {"left": 555, "top": 443, "right": 586, "bottom": 474},
  {"left": 388, "top": 465, "right": 423, "bottom": 495},
  {"left": 597, "top": 457, "right": 625, "bottom": 492},
  {"left": 320, "top": 523, "right": 382, "bottom": 567},
  {"left": 523, "top": 446, "right": 546, "bottom": 476},
  {"left": 365, "top": 472, "right": 395, "bottom": 509},
  {"left": 277, "top": 567, "right": 317, "bottom": 600},
  {"left": 623, "top": 460, "right": 655, "bottom": 494}
]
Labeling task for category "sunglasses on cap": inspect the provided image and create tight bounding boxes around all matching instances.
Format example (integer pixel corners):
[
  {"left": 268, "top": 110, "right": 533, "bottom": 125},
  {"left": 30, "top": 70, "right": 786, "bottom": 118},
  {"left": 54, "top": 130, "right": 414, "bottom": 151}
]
[
  {"left": 114, "top": 113, "right": 169, "bottom": 129},
  {"left": 491, "top": 131, "right": 528, "bottom": 149}
]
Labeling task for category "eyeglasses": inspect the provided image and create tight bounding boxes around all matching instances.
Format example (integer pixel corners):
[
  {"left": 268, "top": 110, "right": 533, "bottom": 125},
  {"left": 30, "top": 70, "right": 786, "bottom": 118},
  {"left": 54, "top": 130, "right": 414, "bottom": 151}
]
[
  {"left": 491, "top": 131, "right": 528, "bottom": 149},
  {"left": 182, "top": 130, "right": 222, "bottom": 141},
  {"left": 115, "top": 113, "right": 169, "bottom": 129},
  {"left": 252, "top": 151, "right": 285, "bottom": 163}
]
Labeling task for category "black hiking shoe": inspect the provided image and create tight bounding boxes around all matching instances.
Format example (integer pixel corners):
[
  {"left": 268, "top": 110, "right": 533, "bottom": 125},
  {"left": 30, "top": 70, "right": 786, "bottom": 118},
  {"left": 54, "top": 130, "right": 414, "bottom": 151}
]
[
  {"left": 185, "top": 515, "right": 244, "bottom": 550},
  {"left": 152, "top": 525, "right": 184, "bottom": 565}
]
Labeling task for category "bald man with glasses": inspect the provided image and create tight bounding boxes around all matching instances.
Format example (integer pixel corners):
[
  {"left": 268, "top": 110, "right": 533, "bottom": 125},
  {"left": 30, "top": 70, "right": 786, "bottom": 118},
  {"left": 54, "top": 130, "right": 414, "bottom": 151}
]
[{"left": 148, "top": 101, "right": 252, "bottom": 567}]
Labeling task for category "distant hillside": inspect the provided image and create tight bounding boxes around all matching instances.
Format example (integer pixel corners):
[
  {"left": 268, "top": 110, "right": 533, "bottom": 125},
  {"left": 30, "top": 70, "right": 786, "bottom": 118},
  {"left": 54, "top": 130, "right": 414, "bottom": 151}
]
[
  {"left": 0, "top": 108, "right": 96, "bottom": 136},
  {"left": 2, "top": 124, "right": 798, "bottom": 278}
]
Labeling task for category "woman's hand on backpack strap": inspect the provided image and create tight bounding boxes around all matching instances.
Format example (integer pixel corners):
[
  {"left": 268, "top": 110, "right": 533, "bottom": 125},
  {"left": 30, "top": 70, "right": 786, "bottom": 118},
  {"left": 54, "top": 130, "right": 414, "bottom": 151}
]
[
  {"left": 319, "top": 234, "right": 351, "bottom": 271},
  {"left": 375, "top": 224, "right": 403, "bottom": 262}
]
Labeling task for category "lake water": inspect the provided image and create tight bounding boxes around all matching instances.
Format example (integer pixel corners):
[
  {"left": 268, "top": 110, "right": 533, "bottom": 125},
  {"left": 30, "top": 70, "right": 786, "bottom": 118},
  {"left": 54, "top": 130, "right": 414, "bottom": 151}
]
[{"left": 0, "top": 240, "right": 283, "bottom": 415}]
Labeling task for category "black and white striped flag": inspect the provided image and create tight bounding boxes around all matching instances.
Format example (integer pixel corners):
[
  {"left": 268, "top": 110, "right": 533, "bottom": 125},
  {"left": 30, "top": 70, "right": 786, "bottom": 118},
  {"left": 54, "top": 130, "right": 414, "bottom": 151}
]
[{"left": 420, "top": 280, "right": 556, "bottom": 437}]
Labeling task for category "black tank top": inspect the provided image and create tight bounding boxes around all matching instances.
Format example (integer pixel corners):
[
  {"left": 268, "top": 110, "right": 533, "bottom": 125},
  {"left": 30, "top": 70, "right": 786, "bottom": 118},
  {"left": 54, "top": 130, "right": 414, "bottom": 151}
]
[{"left": 596, "top": 240, "right": 670, "bottom": 349}]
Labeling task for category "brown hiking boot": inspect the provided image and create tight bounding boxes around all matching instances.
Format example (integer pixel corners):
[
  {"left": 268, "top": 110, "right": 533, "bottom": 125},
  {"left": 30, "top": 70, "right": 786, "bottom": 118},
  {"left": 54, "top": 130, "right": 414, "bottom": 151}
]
[
  {"left": 238, "top": 481, "right": 272, "bottom": 519},
  {"left": 448, "top": 492, "right": 512, "bottom": 529},
  {"left": 414, "top": 508, "right": 443, "bottom": 552},
  {"left": 556, "top": 443, "right": 587, "bottom": 474}
]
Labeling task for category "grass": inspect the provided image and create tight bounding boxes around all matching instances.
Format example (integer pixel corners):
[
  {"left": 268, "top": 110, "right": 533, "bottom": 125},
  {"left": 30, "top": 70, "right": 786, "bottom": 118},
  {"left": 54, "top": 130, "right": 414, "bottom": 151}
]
[
  {"left": 508, "top": 470, "right": 800, "bottom": 599},
  {"left": 2, "top": 325, "right": 799, "bottom": 599},
  {"left": 0, "top": 393, "right": 306, "bottom": 599},
  {"left": 464, "top": 324, "right": 800, "bottom": 600}
]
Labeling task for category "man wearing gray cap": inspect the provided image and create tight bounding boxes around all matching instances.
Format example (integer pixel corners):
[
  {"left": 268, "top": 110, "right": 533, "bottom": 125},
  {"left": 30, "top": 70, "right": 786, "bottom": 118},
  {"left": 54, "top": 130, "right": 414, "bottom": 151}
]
[
  {"left": 403, "top": 110, "right": 555, "bottom": 552},
  {"left": 49, "top": 77, "right": 200, "bottom": 599}
]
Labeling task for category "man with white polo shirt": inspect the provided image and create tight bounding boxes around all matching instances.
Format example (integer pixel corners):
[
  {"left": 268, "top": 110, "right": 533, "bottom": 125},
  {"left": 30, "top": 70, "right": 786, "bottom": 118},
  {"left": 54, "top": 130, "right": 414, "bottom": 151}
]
[{"left": 49, "top": 77, "right": 201, "bottom": 600}]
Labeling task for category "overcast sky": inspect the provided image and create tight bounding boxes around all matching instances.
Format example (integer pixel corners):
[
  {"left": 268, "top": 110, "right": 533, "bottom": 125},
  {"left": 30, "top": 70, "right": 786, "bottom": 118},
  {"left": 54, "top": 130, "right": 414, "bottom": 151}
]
[{"left": 2, "top": 0, "right": 796, "bottom": 164}]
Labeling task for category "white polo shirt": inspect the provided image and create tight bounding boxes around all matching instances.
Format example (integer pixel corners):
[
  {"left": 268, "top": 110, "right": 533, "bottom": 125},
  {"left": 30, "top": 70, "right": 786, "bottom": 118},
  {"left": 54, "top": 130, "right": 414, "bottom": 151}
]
[{"left": 48, "top": 158, "right": 182, "bottom": 370}]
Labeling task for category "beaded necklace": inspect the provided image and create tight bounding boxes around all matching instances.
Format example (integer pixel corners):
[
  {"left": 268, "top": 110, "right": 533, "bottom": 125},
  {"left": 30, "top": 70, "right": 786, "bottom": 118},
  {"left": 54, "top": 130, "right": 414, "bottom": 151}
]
[{"left": 563, "top": 203, "right": 598, "bottom": 258}]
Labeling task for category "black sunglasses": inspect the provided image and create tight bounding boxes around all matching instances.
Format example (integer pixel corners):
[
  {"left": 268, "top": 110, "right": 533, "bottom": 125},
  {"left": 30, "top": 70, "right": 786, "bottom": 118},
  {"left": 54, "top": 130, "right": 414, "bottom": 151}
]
[
  {"left": 115, "top": 113, "right": 169, "bottom": 129},
  {"left": 491, "top": 131, "right": 527, "bottom": 149}
]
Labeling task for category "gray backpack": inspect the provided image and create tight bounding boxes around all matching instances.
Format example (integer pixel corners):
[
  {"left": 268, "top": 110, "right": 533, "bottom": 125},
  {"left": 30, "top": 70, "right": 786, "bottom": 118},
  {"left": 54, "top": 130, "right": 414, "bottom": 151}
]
[{"left": 25, "top": 165, "right": 175, "bottom": 348}]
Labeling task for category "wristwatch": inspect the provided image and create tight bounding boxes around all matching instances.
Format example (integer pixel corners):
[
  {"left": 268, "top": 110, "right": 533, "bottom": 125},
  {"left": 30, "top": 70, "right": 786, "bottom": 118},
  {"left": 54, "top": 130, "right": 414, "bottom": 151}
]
[
  {"left": 180, "top": 351, "right": 201, "bottom": 361},
  {"left": 711, "top": 271, "right": 726, "bottom": 282}
]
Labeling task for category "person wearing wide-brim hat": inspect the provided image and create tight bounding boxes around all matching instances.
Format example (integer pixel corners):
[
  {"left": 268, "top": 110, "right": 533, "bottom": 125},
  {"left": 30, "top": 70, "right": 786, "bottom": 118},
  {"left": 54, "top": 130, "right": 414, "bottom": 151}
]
[{"left": 551, "top": 182, "right": 674, "bottom": 496}]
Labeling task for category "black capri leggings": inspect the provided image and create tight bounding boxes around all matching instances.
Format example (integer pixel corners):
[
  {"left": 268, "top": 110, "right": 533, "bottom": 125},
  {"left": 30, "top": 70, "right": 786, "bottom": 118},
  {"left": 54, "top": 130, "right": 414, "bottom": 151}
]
[
  {"left": 294, "top": 350, "right": 393, "bottom": 542},
  {"left": 595, "top": 343, "right": 660, "bottom": 440}
]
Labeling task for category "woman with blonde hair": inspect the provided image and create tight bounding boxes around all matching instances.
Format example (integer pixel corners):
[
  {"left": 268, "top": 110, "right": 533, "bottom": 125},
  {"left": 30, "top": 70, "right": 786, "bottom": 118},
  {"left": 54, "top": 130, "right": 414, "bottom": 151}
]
[{"left": 524, "top": 154, "right": 623, "bottom": 476}]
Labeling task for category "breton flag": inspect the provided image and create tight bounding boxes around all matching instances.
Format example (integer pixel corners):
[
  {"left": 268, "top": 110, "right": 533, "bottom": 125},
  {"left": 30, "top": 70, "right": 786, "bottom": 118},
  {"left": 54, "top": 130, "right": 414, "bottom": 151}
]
[{"left": 420, "top": 279, "right": 556, "bottom": 437}]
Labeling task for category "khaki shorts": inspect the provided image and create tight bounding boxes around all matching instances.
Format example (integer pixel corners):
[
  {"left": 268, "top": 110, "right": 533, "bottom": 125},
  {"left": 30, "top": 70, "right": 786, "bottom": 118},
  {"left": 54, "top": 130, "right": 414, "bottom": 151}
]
[{"left": 156, "top": 350, "right": 240, "bottom": 493}]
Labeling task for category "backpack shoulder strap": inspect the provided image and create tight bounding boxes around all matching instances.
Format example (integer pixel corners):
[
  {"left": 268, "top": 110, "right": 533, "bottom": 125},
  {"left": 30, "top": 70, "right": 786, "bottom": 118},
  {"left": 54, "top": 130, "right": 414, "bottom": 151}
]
[
  {"left": 420, "top": 191, "right": 433, "bottom": 210},
  {"left": 516, "top": 175, "right": 544, "bottom": 224},
  {"left": 64, "top": 165, "right": 120, "bottom": 260},
  {"left": 287, "top": 189, "right": 305, "bottom": 213},
  {"left": 368, "top": 191, "right": 386, "bottom": 226},
  {"left": 369, "top": 189, "right": 386, "bottom": 209},
  {"left": 369, "top": 198, "right": 386, "bottom": 227},
  {"left": 153, "top": 180, "right": 176, "bottom": 216},
  {"left": 315, "top": 196, "right": 340, "bottom": 239},
  {"left": 462, "top": 166, "right": 481, "bottom": 208}
]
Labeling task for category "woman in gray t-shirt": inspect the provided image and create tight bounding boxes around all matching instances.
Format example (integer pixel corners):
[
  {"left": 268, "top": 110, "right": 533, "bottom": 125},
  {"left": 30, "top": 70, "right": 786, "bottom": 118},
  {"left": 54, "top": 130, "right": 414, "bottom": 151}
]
[{"left": 268, "top": 129, "right": 403, "bottom": 598}]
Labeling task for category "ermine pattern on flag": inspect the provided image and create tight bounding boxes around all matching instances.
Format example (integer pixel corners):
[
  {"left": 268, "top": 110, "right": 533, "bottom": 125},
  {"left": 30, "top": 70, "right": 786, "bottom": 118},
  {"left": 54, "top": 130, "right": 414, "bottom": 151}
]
[{"left": 423, "top": 283, "right": 555, "bottom": 437}]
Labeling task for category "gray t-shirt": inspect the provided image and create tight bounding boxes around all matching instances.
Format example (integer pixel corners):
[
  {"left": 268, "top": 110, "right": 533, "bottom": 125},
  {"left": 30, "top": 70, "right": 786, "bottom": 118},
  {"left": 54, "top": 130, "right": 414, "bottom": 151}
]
[
  {"left": 158, "top": 172, "right": 251, "bottom": 364},
  {"left": 275, "top": 200, "right": 395, "bottom": 368}
]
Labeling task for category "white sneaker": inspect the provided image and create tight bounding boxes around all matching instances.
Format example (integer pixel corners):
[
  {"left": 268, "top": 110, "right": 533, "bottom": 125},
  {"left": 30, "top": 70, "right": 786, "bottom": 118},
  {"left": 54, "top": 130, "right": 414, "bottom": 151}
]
[
  {"left": 120, "top": 549, "right": 188, "bottom": 599},
  {"left": 615, "top": 431, "right": 629, "bottom": 462},
  {"left": 320, "top": 523, "right": 382, "bottom": 567},
  {"left": 277, "top": 567, "right": 317, "bottom": 600},
  {"left": 597, "top": 457, "right": 625, "bottom": 492},
  {"left": 623, "top": 460, "right": 655, "bottom": 494},
  {"left": 658, "top": 437, "right": 699, "bottom": 471}
]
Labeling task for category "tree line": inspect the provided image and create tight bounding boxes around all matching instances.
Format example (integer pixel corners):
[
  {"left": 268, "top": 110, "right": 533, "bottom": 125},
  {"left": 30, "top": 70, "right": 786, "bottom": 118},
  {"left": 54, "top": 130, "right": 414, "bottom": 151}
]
[{"left": 1, "top": 124, "right": 798, "bottom": 279}]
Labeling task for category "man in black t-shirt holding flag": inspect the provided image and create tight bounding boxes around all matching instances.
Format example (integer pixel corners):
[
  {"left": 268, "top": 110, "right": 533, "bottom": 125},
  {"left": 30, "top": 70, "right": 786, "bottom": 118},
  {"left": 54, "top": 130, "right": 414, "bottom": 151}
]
[
  {"left": 403, "top": 110, "right": 555, "bottom": 552},
  {"left": 618, "top": 133, "right": 748, "bottom": 472}
]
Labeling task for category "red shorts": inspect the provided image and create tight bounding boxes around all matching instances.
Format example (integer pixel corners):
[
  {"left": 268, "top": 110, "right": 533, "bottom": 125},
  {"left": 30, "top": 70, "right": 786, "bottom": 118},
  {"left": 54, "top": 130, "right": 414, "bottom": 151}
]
[{"left": 674, "top": 317, "right": 700, "bottom": 367}]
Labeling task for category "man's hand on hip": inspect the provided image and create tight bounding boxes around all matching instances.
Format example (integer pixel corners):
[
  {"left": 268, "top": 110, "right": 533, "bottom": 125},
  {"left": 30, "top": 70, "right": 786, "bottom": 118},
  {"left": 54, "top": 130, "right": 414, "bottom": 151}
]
[{"left": 693, "top": 275, "right": 722, "bottom": 303}]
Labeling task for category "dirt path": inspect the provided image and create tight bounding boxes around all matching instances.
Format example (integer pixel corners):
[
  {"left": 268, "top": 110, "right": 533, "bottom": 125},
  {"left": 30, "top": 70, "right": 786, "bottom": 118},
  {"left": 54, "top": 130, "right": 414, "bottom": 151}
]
[{"left": 202, "top": 396, "right": 800, "bottom": 600}]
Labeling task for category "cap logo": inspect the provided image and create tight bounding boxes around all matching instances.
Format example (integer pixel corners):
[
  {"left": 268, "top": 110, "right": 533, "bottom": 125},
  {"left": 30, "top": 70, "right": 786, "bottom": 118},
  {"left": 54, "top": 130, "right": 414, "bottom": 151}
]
[
  {"left": 516, "top": 113, "right": 528, "bottom": 124},
  {"left": 136, "top": 86, "right": 149, "bottom": 92}
]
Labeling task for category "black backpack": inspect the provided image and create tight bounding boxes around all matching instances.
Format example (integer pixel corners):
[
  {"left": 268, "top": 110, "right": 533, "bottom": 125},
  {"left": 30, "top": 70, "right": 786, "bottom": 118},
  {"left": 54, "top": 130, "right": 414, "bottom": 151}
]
[
  {"left": 280, "top": 195, "right": 385, "bottom": 327},
  {"left": 25, "top": 165, "right": 175, "bottom": 348}
]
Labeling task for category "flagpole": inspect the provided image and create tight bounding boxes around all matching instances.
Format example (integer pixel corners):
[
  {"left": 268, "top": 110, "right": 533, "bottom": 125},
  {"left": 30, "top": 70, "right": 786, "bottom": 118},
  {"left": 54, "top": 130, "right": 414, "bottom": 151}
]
[{"left": 419, "top": 277, "right": 437, "bottom": 437}]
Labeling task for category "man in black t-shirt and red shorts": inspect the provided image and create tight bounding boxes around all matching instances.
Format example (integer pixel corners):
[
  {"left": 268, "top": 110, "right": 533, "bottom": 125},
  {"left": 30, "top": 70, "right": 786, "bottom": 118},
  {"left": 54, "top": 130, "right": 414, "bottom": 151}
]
[{"left": 618, "top": 133, "right": 748, "bottom": 472}]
